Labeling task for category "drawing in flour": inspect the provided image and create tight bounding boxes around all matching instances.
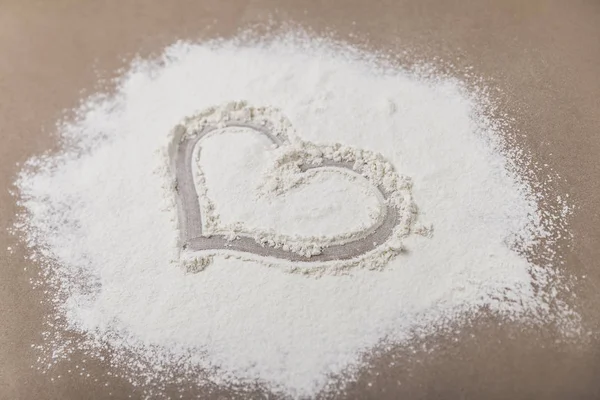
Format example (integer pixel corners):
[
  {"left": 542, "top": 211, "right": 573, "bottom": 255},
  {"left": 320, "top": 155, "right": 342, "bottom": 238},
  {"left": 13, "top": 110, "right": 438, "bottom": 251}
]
[{"left": 168, "top": 101, "right": 427, "bottom": 274}]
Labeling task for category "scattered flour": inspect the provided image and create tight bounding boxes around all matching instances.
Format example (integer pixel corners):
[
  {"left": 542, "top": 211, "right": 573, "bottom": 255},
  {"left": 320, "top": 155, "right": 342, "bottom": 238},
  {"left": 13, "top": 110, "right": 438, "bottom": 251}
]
[{"left": 14, "top": 34, "right": 577, "bottom": 398}]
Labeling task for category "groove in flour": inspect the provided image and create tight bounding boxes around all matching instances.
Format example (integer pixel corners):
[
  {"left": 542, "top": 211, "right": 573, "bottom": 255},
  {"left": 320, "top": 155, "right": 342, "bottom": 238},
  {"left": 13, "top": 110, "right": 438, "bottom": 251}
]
[{"left": 169, "top": 101, "right": 422, "bottom": 273}]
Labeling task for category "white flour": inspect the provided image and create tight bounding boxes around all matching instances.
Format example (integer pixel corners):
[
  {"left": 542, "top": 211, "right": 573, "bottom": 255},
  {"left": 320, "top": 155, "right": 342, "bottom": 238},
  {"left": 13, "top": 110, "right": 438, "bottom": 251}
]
[
  {"left": 14, "top": 34, "right": 576, "bottom": 398},
  {"left": 199, "top": 129, "right": 382, "bottom": 238}
]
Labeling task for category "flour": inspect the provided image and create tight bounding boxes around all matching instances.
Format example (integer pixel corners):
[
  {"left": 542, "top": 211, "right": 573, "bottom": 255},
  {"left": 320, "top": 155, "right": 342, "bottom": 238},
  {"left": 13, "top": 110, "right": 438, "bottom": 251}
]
[{"left": 14, "top": 34, "right": 577, "bottom": 398}]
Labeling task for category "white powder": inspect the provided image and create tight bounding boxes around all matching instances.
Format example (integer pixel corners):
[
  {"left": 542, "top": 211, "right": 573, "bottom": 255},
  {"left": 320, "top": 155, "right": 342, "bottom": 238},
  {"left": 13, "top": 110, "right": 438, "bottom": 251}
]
[
  {"left": 198, "top": 127, "right": 383, "bottom": 240},
  {"left": 14, "top": 34, "right": 577, "bottom": 398}
]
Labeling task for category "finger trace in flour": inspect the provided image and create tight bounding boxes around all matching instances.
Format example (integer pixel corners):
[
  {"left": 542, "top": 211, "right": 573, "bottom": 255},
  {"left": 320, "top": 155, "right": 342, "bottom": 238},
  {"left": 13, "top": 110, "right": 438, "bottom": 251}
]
[
  {"left": 170, "top": 101, "right": 421, "bottom": 274},
  {"left": 13, "top": 33, "right": 577, "bottom": 399}
]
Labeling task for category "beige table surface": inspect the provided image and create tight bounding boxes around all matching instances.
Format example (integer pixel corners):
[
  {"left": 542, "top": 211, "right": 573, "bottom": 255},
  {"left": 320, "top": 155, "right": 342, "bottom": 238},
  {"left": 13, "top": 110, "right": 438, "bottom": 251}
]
[{"left": 1, "top": 1, "right": 600, "bottom": 399}]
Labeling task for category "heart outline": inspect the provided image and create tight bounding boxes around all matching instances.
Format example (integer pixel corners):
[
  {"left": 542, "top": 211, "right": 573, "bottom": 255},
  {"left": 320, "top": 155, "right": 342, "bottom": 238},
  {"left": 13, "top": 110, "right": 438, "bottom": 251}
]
[{"left": 169, "top": 102, "right": 420, "bottom": 273}]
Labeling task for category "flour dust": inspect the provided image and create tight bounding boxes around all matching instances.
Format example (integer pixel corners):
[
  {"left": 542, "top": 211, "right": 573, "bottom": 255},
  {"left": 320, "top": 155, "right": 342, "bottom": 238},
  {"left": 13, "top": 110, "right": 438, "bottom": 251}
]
[{"left": 13, "top": 33, "right": 578, "bottom": 398}]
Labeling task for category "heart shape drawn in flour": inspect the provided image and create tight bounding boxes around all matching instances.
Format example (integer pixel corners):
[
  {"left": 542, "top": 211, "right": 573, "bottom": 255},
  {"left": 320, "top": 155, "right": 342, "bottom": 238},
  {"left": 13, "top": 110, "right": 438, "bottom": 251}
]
[{"left": 168, "top": 101, "right": 425, "bottom": 275}]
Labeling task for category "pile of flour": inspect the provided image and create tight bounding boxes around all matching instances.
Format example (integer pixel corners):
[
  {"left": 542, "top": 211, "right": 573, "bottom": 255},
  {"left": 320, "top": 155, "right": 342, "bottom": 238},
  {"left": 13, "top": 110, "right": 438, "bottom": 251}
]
[{"left": 14, "top": 34, "right": 576, "bottom": 398}]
